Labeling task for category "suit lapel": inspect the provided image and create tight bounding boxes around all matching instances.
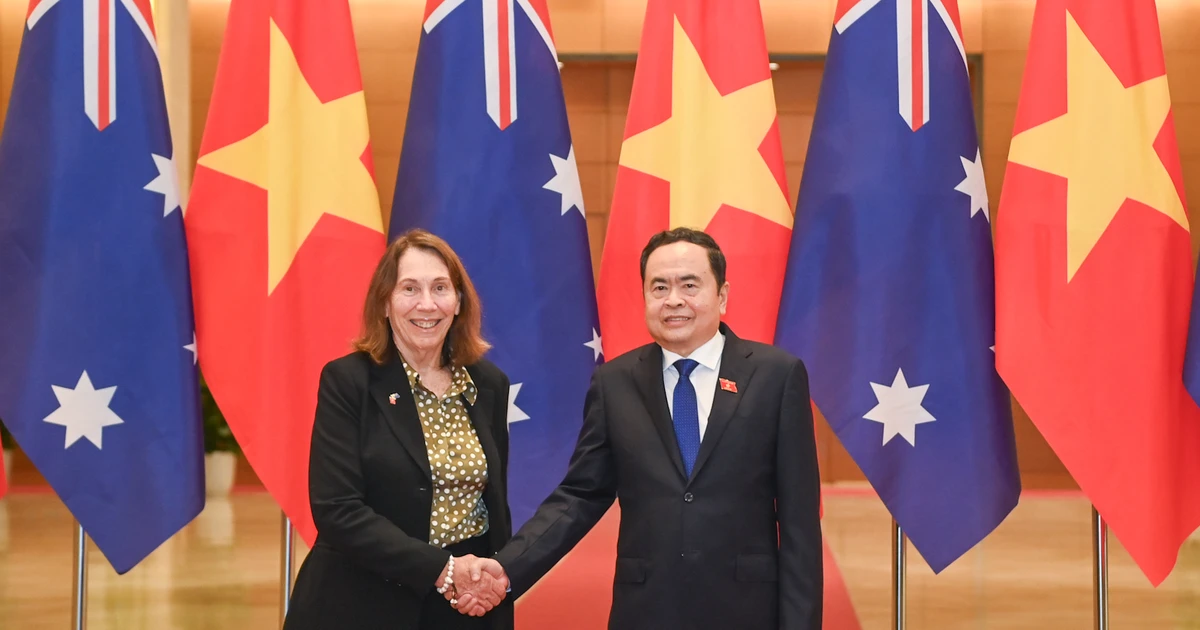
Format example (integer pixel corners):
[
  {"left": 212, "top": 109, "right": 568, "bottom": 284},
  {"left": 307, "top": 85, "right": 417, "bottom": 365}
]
[
  {"left": 690, "top": 326, "right": 755, "bottom": 483},
  {"left": 369, "top": 356, "right": 432, "bottom": 482},
  {"left": 463, "top": 367, "right": 502, "bottom": 512},
  {"left": 634, "top": 344, "right": 687, "bottom": 480}
]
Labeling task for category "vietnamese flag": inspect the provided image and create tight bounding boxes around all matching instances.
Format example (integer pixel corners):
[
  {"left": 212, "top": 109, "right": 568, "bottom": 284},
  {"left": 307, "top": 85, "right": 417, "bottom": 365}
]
[
  {"left": 185, "top": 0, "right": 385, "bottom": 544},
  {"left": 596, "top": 0, "right": 792, "bottom": 356},
  {"left": 995, "top": 0, "right": 1200, "bottom": 585}
]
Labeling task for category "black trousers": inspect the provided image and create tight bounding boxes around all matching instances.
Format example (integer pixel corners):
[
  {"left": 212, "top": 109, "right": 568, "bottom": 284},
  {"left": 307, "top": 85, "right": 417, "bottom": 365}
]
[{"left": 419, "top": 535, "right": 494, "bottom": 630}]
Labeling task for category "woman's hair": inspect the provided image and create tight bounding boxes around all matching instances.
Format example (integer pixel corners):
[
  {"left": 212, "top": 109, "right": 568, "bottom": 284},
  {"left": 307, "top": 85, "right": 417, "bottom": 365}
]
[{"left": 353, "top": 229, "right": 490, "bottom": 367}]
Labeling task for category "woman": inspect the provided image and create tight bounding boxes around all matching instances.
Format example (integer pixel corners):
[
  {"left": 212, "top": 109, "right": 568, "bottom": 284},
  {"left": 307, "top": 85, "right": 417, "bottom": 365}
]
[{"left": 283, "top": 229, "right": 514, "bottom": 630}]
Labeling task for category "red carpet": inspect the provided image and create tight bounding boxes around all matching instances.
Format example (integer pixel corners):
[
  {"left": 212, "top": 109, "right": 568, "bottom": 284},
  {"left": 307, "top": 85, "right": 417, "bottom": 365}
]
[{"left": 513, "top": 505, "right": 861, "bottom": 629}]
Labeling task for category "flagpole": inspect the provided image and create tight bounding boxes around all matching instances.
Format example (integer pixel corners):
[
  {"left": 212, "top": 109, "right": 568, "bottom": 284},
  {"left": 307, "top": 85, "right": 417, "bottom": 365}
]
[
  {"left": 71, "top": 521, "right": 87, "bottom": 630},
  {"left": 1092, "top": 506, "right": 1108, "bottom": 630},
  {"left": 279, "top": 513, "right": 296, "bottom": 626},
  {"left": 892, "top": 519, "right": 906, "bottom": 630}
]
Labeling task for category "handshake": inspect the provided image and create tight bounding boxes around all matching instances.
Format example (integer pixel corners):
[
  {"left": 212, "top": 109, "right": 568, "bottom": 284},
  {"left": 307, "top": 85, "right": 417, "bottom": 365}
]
[{"left": 436, "top": 554, "right": 510, "bottom": 616}]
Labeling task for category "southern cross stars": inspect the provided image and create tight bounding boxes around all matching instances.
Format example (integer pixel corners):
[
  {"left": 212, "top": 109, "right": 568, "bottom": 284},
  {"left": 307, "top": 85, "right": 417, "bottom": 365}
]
[
  {"left": 145, "top": 153, "right": 180, "bottom": 217},
  {"left": 544, "top": 145, "right": 585, "bottom": 217},
  {"left": 508, "top": 383, "right": 530, "bottom": 425},
  {"left": 955, "top": 149, "right": 988, "bottom": 222}
]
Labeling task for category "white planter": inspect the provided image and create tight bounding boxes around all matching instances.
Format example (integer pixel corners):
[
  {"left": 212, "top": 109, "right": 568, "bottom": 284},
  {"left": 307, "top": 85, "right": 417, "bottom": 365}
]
[
  {"left": 2, "top": 449, "right": 12, "bottom": 487},
  {"left": 204, "top": 451, "right": 237, "bottom": 497}
]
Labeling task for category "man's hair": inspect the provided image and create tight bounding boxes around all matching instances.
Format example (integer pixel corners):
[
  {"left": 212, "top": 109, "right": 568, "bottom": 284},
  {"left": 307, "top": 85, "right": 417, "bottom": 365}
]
[{"left": 639, "top": 227, "right": 727, "bottom": 287}]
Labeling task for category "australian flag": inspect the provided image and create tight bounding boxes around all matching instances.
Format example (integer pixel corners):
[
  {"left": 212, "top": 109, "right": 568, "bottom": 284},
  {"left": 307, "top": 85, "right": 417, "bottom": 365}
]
[
  {"left": 389, "top": 1, "right": 600, "bottom": 529},
  {"left": 773, "top": 0, "right": 1019, "bottom": 572},
  {"left": 0, "top": 0, "right": 204, "bottom": 573}
]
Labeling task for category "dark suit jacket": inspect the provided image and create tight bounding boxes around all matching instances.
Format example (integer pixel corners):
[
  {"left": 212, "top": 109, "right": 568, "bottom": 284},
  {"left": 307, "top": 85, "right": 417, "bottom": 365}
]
[
  {"left": 494, "top": 324, "right": 822, "bottom": 629},
  {"left": 282, "top": 349, "right": 515, "bottom": 630}
]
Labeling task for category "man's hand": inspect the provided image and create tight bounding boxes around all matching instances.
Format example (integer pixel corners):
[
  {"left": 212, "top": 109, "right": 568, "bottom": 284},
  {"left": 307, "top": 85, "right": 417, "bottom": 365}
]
[{"left": 444, "top": 555, "right": 509, "bottom": 617}]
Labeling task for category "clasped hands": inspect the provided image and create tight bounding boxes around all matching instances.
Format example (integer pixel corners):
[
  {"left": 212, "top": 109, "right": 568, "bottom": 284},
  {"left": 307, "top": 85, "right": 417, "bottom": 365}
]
[{"left": 436, "top": 554, "right": 509, "bottom": 617}]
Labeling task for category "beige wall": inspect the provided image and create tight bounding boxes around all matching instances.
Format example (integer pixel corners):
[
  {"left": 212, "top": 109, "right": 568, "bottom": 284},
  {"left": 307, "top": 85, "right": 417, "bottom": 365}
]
[{"left": 5, "top": 0, "right": 1200, "bottom": 488}]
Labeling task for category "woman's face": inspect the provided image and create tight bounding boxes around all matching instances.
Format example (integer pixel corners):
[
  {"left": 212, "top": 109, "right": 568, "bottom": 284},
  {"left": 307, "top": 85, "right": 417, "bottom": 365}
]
[{"left": 386, "top": 248, "right": 460, "bottom": 361}]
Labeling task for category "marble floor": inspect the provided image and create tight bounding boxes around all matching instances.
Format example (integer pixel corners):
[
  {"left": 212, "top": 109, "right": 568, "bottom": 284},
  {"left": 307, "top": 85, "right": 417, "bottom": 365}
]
[{"left": 0, "top": 487, "right": 1197, "bottom": 629}]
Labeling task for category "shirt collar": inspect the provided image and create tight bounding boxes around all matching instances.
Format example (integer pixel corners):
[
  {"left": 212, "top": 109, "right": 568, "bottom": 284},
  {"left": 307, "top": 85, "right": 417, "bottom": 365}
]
[
  {"left": 662, "top": 330, "right": 725, "bottom": 374},
  {"left": 399, "top": 352, "right": 478, "bottom": 406}
]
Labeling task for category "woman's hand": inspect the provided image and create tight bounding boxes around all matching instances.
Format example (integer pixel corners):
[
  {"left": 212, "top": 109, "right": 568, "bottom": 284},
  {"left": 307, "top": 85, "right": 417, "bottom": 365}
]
[{"left": 443, "top": 554, "right": 509, "bottom": 617}]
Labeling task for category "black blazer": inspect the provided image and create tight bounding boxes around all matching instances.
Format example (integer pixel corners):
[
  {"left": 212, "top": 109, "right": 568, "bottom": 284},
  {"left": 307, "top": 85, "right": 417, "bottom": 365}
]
[
  {"left": 494, "top": 324, "right": 823, "bottom": 629},
  {"left": 283, "top": 350, "right": 514, "bottom": 630}
]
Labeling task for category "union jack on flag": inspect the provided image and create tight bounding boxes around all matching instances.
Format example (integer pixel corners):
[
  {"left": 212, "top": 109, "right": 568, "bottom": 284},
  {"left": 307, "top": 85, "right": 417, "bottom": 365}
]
[
  {"left": 27, "top": 0, "right": 160, "bottom": 130},
  {"left": 422, "top": 0, "right": 556, "bottom": 130},
  {"left": 835, "top": 0, "right": 968, "bottom": 130}
]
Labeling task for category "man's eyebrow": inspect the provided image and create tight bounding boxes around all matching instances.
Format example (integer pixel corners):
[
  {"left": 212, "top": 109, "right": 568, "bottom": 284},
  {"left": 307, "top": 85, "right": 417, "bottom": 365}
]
[{"left": 648, "top": 274, "right": 701, "bottom": 284}]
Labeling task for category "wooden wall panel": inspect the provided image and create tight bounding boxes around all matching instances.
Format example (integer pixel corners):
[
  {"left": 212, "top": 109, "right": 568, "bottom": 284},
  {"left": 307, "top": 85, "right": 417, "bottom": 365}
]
[
  {"left": 548, "top": 0, "right": 984, "bottom": 56},
  {"left": 0, "top": 0, "right": 22, "bottom": 134}
]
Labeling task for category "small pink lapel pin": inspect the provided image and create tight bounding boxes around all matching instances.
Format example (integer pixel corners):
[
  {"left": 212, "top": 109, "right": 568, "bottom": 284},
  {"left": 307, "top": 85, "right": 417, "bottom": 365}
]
[
  {"left": 388, "top": 393, "right": 399, "bottom": 405},
  {"left": 719, "top": 378, "right": 737, "bottom": 393}
]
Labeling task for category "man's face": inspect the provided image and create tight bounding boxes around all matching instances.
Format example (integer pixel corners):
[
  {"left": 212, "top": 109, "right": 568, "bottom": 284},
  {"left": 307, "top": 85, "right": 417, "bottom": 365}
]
[{"left": 643, "top": 241, "right": 728, "bottom": 356}]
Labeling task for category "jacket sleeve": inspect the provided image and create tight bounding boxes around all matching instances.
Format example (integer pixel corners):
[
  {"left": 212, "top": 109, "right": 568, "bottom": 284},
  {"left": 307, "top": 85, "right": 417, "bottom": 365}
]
[
  {"left": 308, "top": 359, "right": 449, "bottom": 594},
  {"left": 495, "top": 373, "right": 513, "bottom": 535},
  {"left": 493, "top": 370, "right": 617, "bottom": 597},
  {"left": 776, "top": 359, "right": 824, "bottom": 629}
]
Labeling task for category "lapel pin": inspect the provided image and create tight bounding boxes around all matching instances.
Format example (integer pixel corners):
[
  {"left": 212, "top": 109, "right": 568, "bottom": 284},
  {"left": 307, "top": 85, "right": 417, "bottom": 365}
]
[
  {"left": 719, "top": 378, "right": 737, "bottom": 393},
  {"left": 388, "top": 393, "right": 400, "bottom": 405}
]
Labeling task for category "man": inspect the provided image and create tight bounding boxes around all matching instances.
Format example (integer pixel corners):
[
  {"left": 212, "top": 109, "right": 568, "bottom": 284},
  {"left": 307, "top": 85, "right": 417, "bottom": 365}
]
[{"left": 457, "top": 228, "right": 823, "bottom": 628}]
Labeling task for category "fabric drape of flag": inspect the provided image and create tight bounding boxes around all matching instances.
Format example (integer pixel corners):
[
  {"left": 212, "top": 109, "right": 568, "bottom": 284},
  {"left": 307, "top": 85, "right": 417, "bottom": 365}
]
[
  {"left": 596, "top": 0, "right": 793, "bottom": 358},
  {"left": 0, "top": 0, "right": 204, "bottom": 573},
  {"left": 186, "top": 0, "right": 385, "bottom": 545},
  {"left": 388, "top": 0, "right": 600, "bottom": 530},
  {"left": 774, "top": 0, "right": 1020, "bottom": 573},
  {"left": 996, "top": 0, "right": 1200, "bottom": 585}
]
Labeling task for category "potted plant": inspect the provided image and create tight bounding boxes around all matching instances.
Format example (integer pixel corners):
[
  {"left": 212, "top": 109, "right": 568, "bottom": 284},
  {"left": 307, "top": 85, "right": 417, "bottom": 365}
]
[
  {"left": 0, "top": 418, "right": 13, "bottom": 486},
  {"left": 201, "top": 373, "right": 239, "bottom": 496}
]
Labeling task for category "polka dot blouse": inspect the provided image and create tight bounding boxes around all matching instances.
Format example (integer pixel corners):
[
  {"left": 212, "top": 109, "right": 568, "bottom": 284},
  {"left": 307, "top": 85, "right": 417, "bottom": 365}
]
[{"left": 401, "top": 355, "right": 490, "bottom": 548}]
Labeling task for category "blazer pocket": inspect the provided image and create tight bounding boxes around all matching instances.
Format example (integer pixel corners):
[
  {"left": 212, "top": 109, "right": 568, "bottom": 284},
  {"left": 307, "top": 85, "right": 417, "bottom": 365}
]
[
  {"left": 614, "top": 557, "right": 648, "bottom": 584},
  {"left": 735, "top": 553, "right": 778, "bottom": 582}
]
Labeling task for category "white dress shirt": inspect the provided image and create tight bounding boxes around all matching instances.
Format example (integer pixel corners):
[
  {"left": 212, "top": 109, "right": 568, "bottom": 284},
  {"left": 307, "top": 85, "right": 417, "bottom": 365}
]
[{"left": 662, "top": 330, "right": 725, "bottom": 440}]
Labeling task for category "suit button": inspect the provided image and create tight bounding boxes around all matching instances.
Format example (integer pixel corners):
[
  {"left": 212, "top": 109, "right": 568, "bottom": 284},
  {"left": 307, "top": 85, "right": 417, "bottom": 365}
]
[{"left": 683, "top": 492, "right": 694, "bottom": 503}]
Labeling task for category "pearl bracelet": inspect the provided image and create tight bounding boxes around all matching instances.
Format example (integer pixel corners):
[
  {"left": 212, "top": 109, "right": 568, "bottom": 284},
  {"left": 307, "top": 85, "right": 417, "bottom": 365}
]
[{"left": 436, "top": 556, "right": 455, "bottom": 595}]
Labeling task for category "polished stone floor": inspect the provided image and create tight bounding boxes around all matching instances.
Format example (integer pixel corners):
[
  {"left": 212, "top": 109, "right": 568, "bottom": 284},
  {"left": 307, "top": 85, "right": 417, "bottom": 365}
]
[{"left": 1, "top": 487, "right": 1197, "bottom": 629}]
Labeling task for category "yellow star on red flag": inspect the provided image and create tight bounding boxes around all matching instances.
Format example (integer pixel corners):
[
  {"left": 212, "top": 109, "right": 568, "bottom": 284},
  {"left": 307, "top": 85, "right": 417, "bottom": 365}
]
[
  {"left": 197, "top": 19, "right": 382, "bottom": 294},
  {"left": 1007, "top": 13, "right": 1186, "bottom": 281},
  {"left": 617, "top": 18, "right": 792, "bottom": 231}
]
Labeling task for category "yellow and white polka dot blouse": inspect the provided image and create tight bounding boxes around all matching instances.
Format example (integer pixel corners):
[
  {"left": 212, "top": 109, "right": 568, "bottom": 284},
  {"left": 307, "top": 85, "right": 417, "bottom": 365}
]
[{"left": 401, "top": 355, "right": 490, "bottom": 548}]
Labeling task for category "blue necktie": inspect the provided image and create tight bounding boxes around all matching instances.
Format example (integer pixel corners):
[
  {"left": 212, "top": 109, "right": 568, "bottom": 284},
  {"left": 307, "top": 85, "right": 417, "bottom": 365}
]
[{"left": 672, "top": 359, "right": 701, "bottom": 477}]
